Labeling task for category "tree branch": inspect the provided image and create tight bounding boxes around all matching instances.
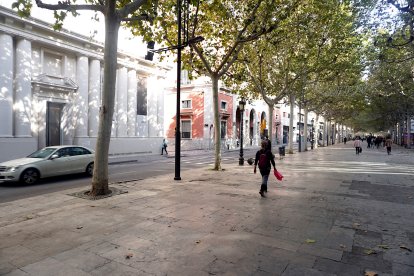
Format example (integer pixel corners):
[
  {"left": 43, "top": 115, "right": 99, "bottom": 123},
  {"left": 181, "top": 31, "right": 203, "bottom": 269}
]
[
  {"left": 191, "top": 43, "right": 213, "bottom": 75},
  {"left": 119, "top": 0, "right": 149, "bottom": 19},
  {"left": 35, "top": 0, "right": 104, "bottom": 13}
]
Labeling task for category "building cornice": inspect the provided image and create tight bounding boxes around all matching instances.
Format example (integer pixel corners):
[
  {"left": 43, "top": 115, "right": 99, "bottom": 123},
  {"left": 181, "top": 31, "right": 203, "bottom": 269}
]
[{"left": 0, "top": 5, "right": 167, "bottom": 73}]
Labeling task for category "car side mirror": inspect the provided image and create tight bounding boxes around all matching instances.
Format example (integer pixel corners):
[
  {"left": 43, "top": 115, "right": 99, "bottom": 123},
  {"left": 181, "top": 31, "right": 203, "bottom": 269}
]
[{"left": 50, "top": 154, "right": 59, "bottom": 160}]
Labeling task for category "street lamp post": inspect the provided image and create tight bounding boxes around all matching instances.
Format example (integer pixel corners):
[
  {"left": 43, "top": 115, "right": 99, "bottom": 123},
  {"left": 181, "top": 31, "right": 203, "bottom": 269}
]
[
  {"left": 311, "top": 118, "right": 314, "bottom": 150},
  {"left": 239, "top": 98, "right": 246, "bottom": 165}
]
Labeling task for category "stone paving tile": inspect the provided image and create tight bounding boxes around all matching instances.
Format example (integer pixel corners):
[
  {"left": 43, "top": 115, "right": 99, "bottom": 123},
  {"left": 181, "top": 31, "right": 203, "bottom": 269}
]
[
  {"left": 342, "top": 246, "right": 393, "bottom": 274},
  {"left": 17, "top": 257, "right": 90, "bottom": 276},
  {"left": 297, "top": 243, "right": 343, "bottom": 262},
  {"left": 2, "top": 269, "right": 29, "bottom": 276},
  {"left": 88, "top": 260, "right": 146, "bottom": 276},
  {"left": 313, "top": 257, "right": 363, "bottom": 275},
  {"left": 392, "top": 263, "right": 414, "bottom": 276},
  {"left": 282, "top": 264, "right": 336, "bottom": 276},
  {"left": 51, "top": 248, "right": 111, "bottom": 273}
]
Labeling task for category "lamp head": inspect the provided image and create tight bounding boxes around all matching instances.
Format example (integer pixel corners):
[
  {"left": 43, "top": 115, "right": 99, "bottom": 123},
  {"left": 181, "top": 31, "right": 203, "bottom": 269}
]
[{"left": 239, "top": 98, "right": 246, "bottom": 111}]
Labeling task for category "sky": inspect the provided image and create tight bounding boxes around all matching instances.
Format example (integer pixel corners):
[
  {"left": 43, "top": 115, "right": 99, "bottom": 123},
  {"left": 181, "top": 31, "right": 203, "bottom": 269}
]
[{"left": 0, "top": 0, "right": 147, "bottom": 56}]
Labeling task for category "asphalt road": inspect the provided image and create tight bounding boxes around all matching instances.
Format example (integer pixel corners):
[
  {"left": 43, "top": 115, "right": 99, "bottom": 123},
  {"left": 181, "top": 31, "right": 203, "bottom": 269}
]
[{"left": 0, "top": 148, "right": 257, "bottom": 203}]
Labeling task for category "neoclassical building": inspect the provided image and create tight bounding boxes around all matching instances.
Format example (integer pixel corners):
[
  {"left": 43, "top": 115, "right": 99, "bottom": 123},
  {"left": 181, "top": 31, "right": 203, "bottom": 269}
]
[{"left": 0, "top": 6, "right": 169, "bottom": 162}]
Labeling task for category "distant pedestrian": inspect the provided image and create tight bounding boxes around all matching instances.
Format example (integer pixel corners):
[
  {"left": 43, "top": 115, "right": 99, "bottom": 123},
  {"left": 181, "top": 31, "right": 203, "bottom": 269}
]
[
  {"left": 254, "top": 140, "right": 276, "bottom": 197},
  {"left": 161, "top": 138, "right": 168, "bottom": 155},
  {"left": 367, "top": 136, "right": 372, "bottom": 148},
  {"left": 385, "top": 135, "right": 392, "bottom": 155},
  {"left": 344, "top": 137, "right": 347, "bottom": 144},
  {"left": 353, "top": 136, "right": 362, "bottom": 155}
]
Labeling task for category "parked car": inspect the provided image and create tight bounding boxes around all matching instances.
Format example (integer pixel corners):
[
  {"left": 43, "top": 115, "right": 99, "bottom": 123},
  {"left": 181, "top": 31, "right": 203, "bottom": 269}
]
[{"left": 0, "top": 146, "right": 94, "bottom": 184}]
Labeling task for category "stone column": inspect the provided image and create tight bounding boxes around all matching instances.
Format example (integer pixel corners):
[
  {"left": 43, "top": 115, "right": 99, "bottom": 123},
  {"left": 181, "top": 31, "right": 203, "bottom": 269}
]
[
  {"left": 127, "top": 70, "right": 137, "bottom": 136},
  {"left": 0, "top": 34, "right": 13, "bottom": 137},
  {"left": 88, "top": 59, "right": 100, "bottom": 137},
  {"left": 14, "top": 38, "right": 32, "bottom": 137},
  {"left": 116, "top": 67, "right": 128, "bottom": 137},
  {"left": 75, "top": 56, "right": 89, "bottom": 137}
]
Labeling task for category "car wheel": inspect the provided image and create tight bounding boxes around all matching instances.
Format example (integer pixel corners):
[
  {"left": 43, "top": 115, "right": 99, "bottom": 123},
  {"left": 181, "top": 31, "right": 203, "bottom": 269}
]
[
  {"left": 86, "top": 163, "right": 94, "bottom": 177},
  {"left": 20, "top": 168, "right": 40, "bottom": 184}
]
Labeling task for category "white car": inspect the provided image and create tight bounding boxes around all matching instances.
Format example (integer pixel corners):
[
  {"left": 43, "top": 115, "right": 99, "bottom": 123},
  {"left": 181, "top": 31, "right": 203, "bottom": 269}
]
[{"left": 0, "top": 146, "right": 95, "bottom": 185}]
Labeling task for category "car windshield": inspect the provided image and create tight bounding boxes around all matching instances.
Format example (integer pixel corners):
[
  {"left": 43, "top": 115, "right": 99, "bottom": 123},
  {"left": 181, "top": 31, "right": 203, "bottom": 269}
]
[{"left": 27, "top": 148, "right": 57, "bottom": 158}]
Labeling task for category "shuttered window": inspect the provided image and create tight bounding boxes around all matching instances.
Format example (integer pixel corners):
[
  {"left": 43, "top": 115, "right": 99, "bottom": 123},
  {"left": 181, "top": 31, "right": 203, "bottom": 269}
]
[{"left": 181, "top": 120, "right": 191, "bottom": 139}]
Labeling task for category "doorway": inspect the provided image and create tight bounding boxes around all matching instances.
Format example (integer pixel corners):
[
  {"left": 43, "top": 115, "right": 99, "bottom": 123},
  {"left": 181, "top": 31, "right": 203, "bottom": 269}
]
[{"left": 46, "top": 102, "right": 64, "bottom": 146}]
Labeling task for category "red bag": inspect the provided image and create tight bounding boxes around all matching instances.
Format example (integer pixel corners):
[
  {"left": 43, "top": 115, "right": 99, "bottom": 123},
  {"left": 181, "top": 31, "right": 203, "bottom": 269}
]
[{"left": 274, "top": 169, "right": 283, "bottom": 181}]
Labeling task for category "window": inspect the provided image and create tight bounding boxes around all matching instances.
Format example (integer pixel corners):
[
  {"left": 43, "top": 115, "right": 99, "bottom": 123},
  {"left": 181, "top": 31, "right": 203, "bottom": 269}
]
[
  {"left": 220, "top": 120, "right": 227, "bottom": 139},
  {"left": 181, "top": 100, "right": 191, "bottom": 109},
  {"left": 283, "top": 112, "right": 286, "bottom": 118},
  {"left": 221, "top": 101, "right": 227, "bottom": 110},
  {"left": 137, "top": 77, "right": 147, "bottom": 115},
  {"left": 68, "top": 147, "right": 92, "bottom": 156},
  {"left": 181, "top": 120, "right": 191, "bottom": 139}
]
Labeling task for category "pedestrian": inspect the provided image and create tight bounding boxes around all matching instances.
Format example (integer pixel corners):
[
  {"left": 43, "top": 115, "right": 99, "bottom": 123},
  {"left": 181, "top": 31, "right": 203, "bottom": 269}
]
[
  {"left": 254, "top": 140, "right": 276, "bottom": 197},
  {"left": 367, "top": 135, "right": 372, "bottom": 148},
  {"left": 353, "top": 136, "right": 362, "bottom": 155},
  {"left": 161, "top": 138, "right": 168, "bottom": 155},
  {"left": 344, "top": 137, "right": 347, "bottom": 144},
  {"left": 385, "top": 135, "right": 392, "bottom": 155}
]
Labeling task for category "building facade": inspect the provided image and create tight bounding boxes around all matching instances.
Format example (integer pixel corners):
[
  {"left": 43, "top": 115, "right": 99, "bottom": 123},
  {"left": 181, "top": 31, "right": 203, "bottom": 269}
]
[{"left": 0, "top": 6, "right": 169, "bottom": 162}]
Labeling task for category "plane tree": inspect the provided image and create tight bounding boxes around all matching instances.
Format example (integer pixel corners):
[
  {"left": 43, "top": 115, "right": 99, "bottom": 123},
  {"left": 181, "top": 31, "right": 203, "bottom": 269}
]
[
  {"left": 13, "top": 0, "right": 156, "bottom": 196},
  {"left": 226, "top": 0, "right": 365, "bottom": 152},
  {"left": 129, "top": 0, "right": 299, "bottom": 170}
]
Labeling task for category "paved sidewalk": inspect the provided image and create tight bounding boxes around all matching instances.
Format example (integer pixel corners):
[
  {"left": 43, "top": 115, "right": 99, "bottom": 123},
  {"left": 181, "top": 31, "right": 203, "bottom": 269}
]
[{"left": 1, "top": 143, "right": 413, "bottom": 275}]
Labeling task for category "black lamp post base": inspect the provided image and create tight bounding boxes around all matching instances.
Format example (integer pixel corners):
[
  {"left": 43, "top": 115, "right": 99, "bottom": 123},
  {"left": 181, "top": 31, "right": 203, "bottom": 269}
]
[{"left": 239, "top": 157, "right": 244, "bottom": 165}]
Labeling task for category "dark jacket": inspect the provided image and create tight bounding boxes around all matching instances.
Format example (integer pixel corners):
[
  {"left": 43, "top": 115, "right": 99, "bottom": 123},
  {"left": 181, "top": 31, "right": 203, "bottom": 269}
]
[{"left": 255, "top": 149, "right": 276, "bottom": 175}]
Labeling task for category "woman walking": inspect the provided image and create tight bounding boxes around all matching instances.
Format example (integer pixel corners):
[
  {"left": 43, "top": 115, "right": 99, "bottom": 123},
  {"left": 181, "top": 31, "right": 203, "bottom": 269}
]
[
  {"left": 254, "top": 140, "right": 276, "bottom": 197},
  {"left": 353, "top": 136, "right": 362, "bottom": 155},
  {"left": 385, "top": 135, "right": 392, "bottom": 155}
]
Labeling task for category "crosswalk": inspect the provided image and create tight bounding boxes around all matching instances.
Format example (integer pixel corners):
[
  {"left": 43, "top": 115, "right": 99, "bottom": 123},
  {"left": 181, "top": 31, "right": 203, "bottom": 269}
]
[{"left": 287, "top": 160, "right": 414, "bottom": 177}]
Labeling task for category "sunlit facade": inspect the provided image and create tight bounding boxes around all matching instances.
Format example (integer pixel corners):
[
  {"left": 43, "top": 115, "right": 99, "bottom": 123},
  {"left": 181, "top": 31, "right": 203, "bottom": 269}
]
[{"left": 0, "top": 6, "right": 169, "bottom": 162}]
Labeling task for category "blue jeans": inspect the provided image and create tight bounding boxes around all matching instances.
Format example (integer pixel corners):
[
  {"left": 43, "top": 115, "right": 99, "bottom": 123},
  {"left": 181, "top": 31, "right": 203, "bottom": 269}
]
[{"left": 261, "top": 174, "right": 269, "bottom": 192}]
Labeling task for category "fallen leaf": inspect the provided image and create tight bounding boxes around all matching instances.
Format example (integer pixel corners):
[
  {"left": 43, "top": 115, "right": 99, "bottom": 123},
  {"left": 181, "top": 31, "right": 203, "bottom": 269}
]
[
  {"left": 306, "top": 239, "right": 316, "bottom": 244},
  {"left": 352, "top": 223, "right": 361, "bottom": 228},
  {"left": 377, "top": 244, "right": 389, "bottom": 249},
  {"left": 364, "top": 270, "right": 378, "bottom": 276},
  {"left": 400, "top": 245, "right": 412, "bottom": 252},
  {"left": 364, "top": 249, "right": 377, "bottom": 255},
  {"left": 125, "top": 253, "right": 133, "bottom": 259}
]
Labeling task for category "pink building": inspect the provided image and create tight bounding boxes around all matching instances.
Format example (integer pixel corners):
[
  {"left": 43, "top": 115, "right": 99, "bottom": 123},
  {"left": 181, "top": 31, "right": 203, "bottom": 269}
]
[
  {"left": 164, "top": 84, "right": 235, "bottom": 150},
  {"left": 164, "top": 81, "right": 285, "bottom": 151}
]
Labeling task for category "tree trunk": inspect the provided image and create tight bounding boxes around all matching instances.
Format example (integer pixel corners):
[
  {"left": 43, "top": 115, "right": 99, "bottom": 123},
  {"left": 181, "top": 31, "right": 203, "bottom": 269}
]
[
  {"left": 90, "top": 10, "right": 120, "bottom": 196},
  {"left": 267, "top": 103, "right": 274, "bottom": 150},
  {"left": 211, "top": 73, "right": 221, "bottom": 170},
  {"left": 407, "top": 113, "right": 411, "bottom": 149},
  {"left": 314, "top": 114, "right": 320, "bottom": 149},
  {"left": 324, "top": 117, "right": 328, "bottom": 146},
  {"left": 288, "top": 94, "right": 295, "bottom": 154},
  {"left": 304, "top": 108, "right": 308, "bottom": 151}
]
